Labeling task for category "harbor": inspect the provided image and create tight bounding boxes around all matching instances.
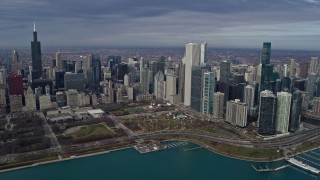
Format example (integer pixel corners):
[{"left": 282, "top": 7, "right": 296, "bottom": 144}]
[{"left": 286, "top": 147, "right": 320, "bottom": 175}]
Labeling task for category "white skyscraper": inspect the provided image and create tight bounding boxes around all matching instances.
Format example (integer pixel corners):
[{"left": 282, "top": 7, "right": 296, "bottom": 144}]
[
  {"left": 290, "top": 59, "right": 296, "bottom": 77},
  {"left": 56, "top": 52, "right": 62, "bottom": 70},
  {"left": 184, "top": 43, "right": 201, "bottom": 106},
  {"left": 166, "top": 74, "right": 177, "bottom": 104},
  {"left": 283, "top": 64, "right": 289, "bottom": 77},
  {"left": 154, "top": 71, "right": 165, "bottom": 100},
  {"left": 124, "top": 74, "right": 129, "bottom": 86},
  {"left": 310, "top": 57, "right": 318, "bottom": 74},
  {"left": 200, "top": 42, "right": 207, "bottom": 65},
  {"left": 276, "top": 92, "right": 292, "bottom": 134},
  {"left": 139, "top": 57, "right": 144, "bottom": 83},
  {"left": 244, "top": 85, "right": 255, "bottom": 116}
]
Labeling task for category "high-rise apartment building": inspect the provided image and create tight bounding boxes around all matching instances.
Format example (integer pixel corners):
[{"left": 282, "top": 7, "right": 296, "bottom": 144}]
[
  {"left": 139, "top": 57, "right": 144, "bottom": 83},
  {"left": 258, "top": 90, "right": 277, "bottom": 135},
  {"left": 56, "top": 52, "right": 62, "bottom": 70},
  {"left": 289, "top": 90, "right": 302, "bottom": 132},
  {"left": 290, "top": 59, "right": 296, "bottom": 77},
  {"left": 307, "top": 73, "right": 317, "bottom": 100},
  {"left": 226, "top": 99, "right": 248, "bottom": 127},
  {"left": 140, "top": 67, "right": 149, "bottom": 94},
  {"left": 166, "top": 74, "right": 177, "bottom": 104},
  {"left": 213, "top": 92, "right": 224, "bottom": 119},
  {"left": 299, "top": 61, "right": 309, "bottom": 78},
  {"left": 202, "top": 72, "right": 215, "bottom": 115},
  {"left": 244, "top": 85, "right": 255, "bottom": 114},
  {"left": 276, "top": 92, "right": 292, "bottom": 134},
  {"left": 190, "top": 66, "right": 209, "bottom": 112}
]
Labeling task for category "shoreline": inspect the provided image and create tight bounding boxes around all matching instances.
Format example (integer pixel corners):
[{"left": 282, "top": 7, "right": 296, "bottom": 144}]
[
  {"left": 163, "top": 139, "right": 285, "bottom": 163},
  {"left": 1, "top": 137, "right": 315, "bottom": 173},
  {"left": 0, "top": 146, "right": 131, "bottom": 174}
]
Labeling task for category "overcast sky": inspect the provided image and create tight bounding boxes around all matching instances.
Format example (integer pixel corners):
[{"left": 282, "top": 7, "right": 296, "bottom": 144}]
[{"left": 1, "top": 0, "right": 320, "bottom": 49}]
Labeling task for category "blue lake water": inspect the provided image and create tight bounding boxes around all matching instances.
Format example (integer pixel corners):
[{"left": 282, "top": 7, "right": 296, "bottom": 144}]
[{"left": 0, "top": 142, "right": 318, "bottom": 180}]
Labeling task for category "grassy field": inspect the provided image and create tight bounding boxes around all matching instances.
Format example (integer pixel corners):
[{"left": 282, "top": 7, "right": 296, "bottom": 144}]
[
  {"left": 292, "top": 140, "right": 320, "bottom": 154},
  {"left": 212, "top": 143, "right": 280, "bottom": 159},
  {"left": 68, "top": 124, "right": 114, "bottom": 140}
]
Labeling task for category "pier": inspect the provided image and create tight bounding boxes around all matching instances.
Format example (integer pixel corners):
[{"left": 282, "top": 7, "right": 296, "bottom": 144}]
[
  {"left": 184, "top": 146, "right": 203, "bottom": 152},
  {"left": 252, "top": 164, "right": 291, "bottom": 172}
]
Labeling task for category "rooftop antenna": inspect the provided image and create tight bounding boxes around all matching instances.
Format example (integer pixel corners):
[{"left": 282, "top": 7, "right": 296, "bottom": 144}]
[{"left": 33, "top": 22, "right": 36, "bottom": 32}]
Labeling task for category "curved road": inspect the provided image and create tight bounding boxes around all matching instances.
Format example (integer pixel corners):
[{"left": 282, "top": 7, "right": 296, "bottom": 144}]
[{"left": 136, "top": 127, "right": 320, "bottom": 149}]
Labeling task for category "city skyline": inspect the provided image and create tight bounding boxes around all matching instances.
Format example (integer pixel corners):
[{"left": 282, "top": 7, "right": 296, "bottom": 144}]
[{"left": 1, "top": 0, "right": 320, "bottom": 50}]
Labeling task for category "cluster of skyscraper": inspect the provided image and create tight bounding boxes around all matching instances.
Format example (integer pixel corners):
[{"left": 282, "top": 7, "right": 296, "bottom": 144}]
[
  {"left": 169, "top": 41, "right": 317, "bottom": 136},
  {"left": 0, "top": 24, "right": 105, "bottom": 112},
  {"left": 1, "top": 24, "right": 319, "bottom": 137}
]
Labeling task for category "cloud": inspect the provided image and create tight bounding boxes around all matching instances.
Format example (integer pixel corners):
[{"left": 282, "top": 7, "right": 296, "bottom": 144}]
[{"left": 0, "top": 0, "right": 320, "bottom": 49}]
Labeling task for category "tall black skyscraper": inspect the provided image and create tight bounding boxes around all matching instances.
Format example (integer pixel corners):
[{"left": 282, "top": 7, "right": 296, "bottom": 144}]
[
  {"left": 31, "top": 23, "right": 42, "bottom": 80},
  {"left": 191, "top": 66, "right": 204, "bottom": 112},
  {"left": 220, "top": 61, "right": 231, "bottom": 105},
  {"left": 289, "top": 90, "right": 302, "bottom": 132},
  {"left": 258, "top": 90, "right": 277, "bottom": 135},
  {"left": 260, "top": 42, "right": 274, "bottom": 92}
]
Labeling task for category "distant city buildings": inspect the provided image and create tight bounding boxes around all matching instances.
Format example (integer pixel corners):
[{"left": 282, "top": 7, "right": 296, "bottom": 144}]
[{"left": 1, "top": 25, "right": 319, "bottom": 138}]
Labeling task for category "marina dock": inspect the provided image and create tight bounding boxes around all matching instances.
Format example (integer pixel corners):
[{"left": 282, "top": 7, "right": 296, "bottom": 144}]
[
  {"left": 286, "top": 147, "right": 320, "bottom": 175},
  {"left": 252, "top": 164, "right": 291, "bottom": 172}
]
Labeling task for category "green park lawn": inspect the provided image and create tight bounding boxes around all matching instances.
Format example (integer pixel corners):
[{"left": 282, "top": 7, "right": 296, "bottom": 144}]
[{"left": 69, "top": 124, "right": 114, "bottom": 140}]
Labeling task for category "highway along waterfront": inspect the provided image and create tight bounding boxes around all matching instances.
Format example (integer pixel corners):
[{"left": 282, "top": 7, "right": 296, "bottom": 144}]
[{"left": 0, "top": 142, "right": 317, "bottom": 180}]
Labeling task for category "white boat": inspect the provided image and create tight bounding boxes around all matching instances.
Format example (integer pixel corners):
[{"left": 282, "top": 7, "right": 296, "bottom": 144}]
[{"left": 287, "top": 158, "right": 320, "bottom": 175}]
